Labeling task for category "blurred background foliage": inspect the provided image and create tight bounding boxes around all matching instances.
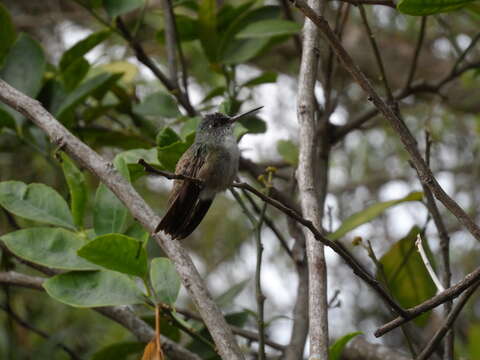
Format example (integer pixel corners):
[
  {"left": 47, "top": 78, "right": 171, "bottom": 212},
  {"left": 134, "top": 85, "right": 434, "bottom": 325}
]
[{"left": 0, "top": 0, "right": 479, "bottom": 359}]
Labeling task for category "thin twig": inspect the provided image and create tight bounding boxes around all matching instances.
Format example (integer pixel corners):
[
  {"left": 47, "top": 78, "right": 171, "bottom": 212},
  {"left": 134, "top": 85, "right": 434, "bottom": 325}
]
[
  {"left": 0, "top": 79, "right": 243, "bottom": 360},
  {"left": 241, "top": 189, "right": 294, "bottom": 260},
  {"left": 416, "top": 280, "right": 480, "bottom": 360},
  {"left": 289, "top": 0, "right": 480, "bottom": 243},
  {"left": 115, "top": 17, "right": 196, "bottom": 116},
  {"left": 364, "top": 241, "right": 417, "bottom": 357},
  {"left": 0, "top": 303, "right": 81, "bottom": 360},
  {"left": 358, "top": 4, "right": 394, "bottom": 103},
  {"left": 405, "top": 17, "right": 427, "bottom": 89},
  {"left": 138, "top": 159, "right": 203, "bottom": 185},
  {"left": 375, "top": 265, "right": 480, "bottom": 337},
  {"left": 332, "top": 59, "right": 480, "bottom": 143},
  {"left": 450, "top": 32, "right": 480, "bottom": 73},
  {"left": 139, "top": 161, "right": 407, "bottom": 316},
  {"left": 0, "top": 271, "right": 201, "bottom": 360},
  {"left": 160, "top": 0, "right": 179, "bottom": 87},
  {"left": 422, "top": 130, "right": 453, "bottom": 359},
  {"left": 416, "top": 234, "right": 445, "bottom": 292}
]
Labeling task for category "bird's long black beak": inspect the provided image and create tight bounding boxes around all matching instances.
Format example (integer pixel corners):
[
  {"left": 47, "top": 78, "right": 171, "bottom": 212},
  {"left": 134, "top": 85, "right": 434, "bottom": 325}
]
[{"left": 229, "top": 106, "right": 263, "bottom": 123}]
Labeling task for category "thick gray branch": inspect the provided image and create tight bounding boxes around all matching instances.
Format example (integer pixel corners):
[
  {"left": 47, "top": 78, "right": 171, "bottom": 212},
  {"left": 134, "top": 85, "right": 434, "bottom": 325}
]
[
  {"left": 0, "top": 79, "right": 244, "bottom": 360},
  {"left": 0, "top": 271, "right": 200, "bottom": 360},
  {"left": 296, "top": 0, "right": 329, "bottom": 357}
]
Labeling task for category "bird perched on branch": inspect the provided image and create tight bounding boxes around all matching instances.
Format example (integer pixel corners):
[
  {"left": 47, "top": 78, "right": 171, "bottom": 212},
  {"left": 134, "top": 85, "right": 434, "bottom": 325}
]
[{"left": 156, "top": 106, "right": 263, "bottom": 239}]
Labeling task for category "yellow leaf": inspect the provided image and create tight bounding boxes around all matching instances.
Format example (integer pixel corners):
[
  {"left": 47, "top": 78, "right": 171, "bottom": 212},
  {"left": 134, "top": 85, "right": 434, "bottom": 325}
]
[{"left": 100, "top": 61, "right": 138, "bottom": 83}]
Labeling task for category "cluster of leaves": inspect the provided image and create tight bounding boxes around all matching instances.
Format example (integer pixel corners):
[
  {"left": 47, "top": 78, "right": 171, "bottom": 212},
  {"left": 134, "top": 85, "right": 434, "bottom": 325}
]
[{"left": 1, "top": 0, "right": 477, "bottom": 358}]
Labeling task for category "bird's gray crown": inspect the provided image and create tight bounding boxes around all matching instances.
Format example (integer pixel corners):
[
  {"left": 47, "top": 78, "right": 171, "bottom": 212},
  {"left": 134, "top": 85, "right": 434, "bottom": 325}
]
[{"left": 199, "top": 112, "right": 231, "bottom": 130}]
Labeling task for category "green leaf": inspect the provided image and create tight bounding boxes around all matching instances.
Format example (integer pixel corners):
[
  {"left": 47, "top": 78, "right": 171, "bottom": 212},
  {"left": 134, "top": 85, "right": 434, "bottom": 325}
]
[
  {"left": 0, "top": 227, "right": 98, "bottom": 270},
  {"left": 61, "top": 57, "right": 90, "bottom": 91},
  {"left": 221, "top": 38, "right": 270, "bottom": 64},
  {"left": 156, "top": 127, "right": 191, "bottom": 171},
  {"left": 157, "top": 127, "right": 182, "bottom": 147},
  {"left": 59, "top": 30, "right": 110, "bottom": 71},
  {"left": 125, "top": 222, "right": 149, "bottom": 243},
  {"left": 157, "top": 141, "right": 190, "bottom": 172},
  {"left": 0, "top": 181, "right": 75, "bottom": 229},
  {"left": 328, "top": 192, "right": 423, "bottom": 240},
  {"left": 114, "top": 148, "right": 160, "bottom": 181},
  {"left": 277, "top": 140, "right": 299, "bottom": 166},
  {"left": 329, "top": 332, "right": 362, "bottom": 360},
  {"left": 61, "top": 153, "right": 87, "bottom": 228},
  {"left": 468, "top": 324, "right": 480, "bottom": 359},
  {"left": 180, "top": 117, "right": 201, "bottom": 138},
  {"left": 236, "top": 19, "right": 301, "bottom": 39},
  {"left": 157, "top": 15, "right": 199, "bottom": 42},
  {"left": 215, "top": 279, "right": 249, "bottom": 308},
  {"left": 44, "top": 270, "right": 145, "bottom": 307},
  {"left": 150, "top": 258, "right": 181, "bottom": 305},
  {"left": 379, "top": 227, "right": 436, "bottom": 324},
  {"left": 0, "top": 34, "right": 46, "bottom": 129},
  {"left": 0, "top": 33, "right": 45, "bottom": 97},
  {"left": 103, "top": 0, "right": 145, "bottom": 18},
  {"left": 241, "top": 72, "right": 277, "bottom": 87},
  {"left": 76, "top": 127, "right": 151, "bottom": 150},
  {"left": 93, "top": 182, "right": 129, "bottom": 237},
  {"left": 218, "top": 5, "right": 282, "bottom": 64},
  {"left": 201, "top": 86, "right": 226, "bottom": 103},
  {"left": 0, "top": 107, "right": 15, "bottom": 130},
  {"left": 238, "top": 115, "right": 267, "bottom": 134},
  {"left": 398, "top": 0, "right": 477, "bottom": 15},
  {"left": 55, "top": 73, "right": 121, "bottom": 121},
  {"left": 0, "top": 3, "right": 16, "bottom": 66},
  {"left": 133, "top": 91, "right": 181, "bottom": 118},
  {"left": 78, "top": 234, "right": 147, "bottom": 277},
  {"left": 198, "top": 0, "right": 218, "bottom": 62},
  {"left": 91, "top": 342, "right": 144, "bottom": 360}
]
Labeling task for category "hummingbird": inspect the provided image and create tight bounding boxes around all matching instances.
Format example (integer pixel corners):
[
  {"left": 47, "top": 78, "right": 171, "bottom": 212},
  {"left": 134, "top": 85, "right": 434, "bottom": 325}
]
[{"left": 156, "top": 106, "right": 263, "bottom": 239}]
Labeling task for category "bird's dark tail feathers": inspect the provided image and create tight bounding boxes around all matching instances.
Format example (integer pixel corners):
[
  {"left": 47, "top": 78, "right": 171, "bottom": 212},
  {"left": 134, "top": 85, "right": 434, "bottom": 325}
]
[{"left": 156, "top": 183, "right": 213, "bottom": 239}]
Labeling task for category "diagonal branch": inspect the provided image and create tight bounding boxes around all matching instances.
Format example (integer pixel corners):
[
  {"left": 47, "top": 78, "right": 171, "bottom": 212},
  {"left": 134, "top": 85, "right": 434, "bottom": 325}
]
[
  {"left": 115, "top": 18, "right": 196, "bottom": 117},
  {"left": 0, "top": 303, "right": 80, "bottom": 360},
  {"left": 416, "top": 280, "right": 480, "bottom": 360},
  {"left": 289, "top": 0, "right": 480, "bottom": 243},
  {"left": 374, "top": 266, "right": 480, "bottom": 337},
  {"left": 0, "top": 79, "right": 244, "bottom": 360},
  {"left": 0, "top": 271, "right": 201, "bottom": 360}
]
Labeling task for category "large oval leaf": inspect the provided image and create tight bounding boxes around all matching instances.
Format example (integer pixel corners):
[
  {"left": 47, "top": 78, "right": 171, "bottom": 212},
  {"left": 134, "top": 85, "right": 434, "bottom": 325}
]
[
  {"left": 0, "top": 227, "right": 98, "bottom": 270},
  {"left": 379, "top": 226, "right": 436, "bottom": 325},
  {"left": 61, "top": 153, "right": 87, "bottom": 228},
  {"left": 43, "top": 270, "right": 145, "bottom": 307},
  {"left": 150, "top": 258, "right": 181, "bottom": 305},
  {"left": 59, "top": 30, "right": 111, "bottom": 71},
  {"left": 0, "top": 181, "right": 75, "bottom": 229},
  {"left": 55, "top": 72, "right": 122, "bottom": 121},
  {"left": 0, "top": 33, "right": 46, "bottom": 129},
  {"left": 93, "top": 159, "right": 130, "bottom": 236},
  {"left": 328, "top": 191, "right": 423, "bottom": 240},
  {"left": 78, "top": 234, "right": 147, "bottom": 277},
  {"left": 132, "top": 91, "right": 181, "bottom": 118}
]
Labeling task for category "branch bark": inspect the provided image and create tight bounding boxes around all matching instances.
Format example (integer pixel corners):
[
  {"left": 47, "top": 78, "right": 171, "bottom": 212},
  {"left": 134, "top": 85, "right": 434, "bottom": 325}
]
[
  {"left": 296, "top": 0, "right": 330, "bottom": 357},
  {"left": 289, "top": 0, "right": 480, "bottom": 243},
  {"left": 0, "top": 271, "right": 201, "bottom": 360},
  {"left": 0, "top": 79, "right": 244, "bottom": 360},
  {"left": 375, "top": 266, "right": 480, "bottom": 337}
]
